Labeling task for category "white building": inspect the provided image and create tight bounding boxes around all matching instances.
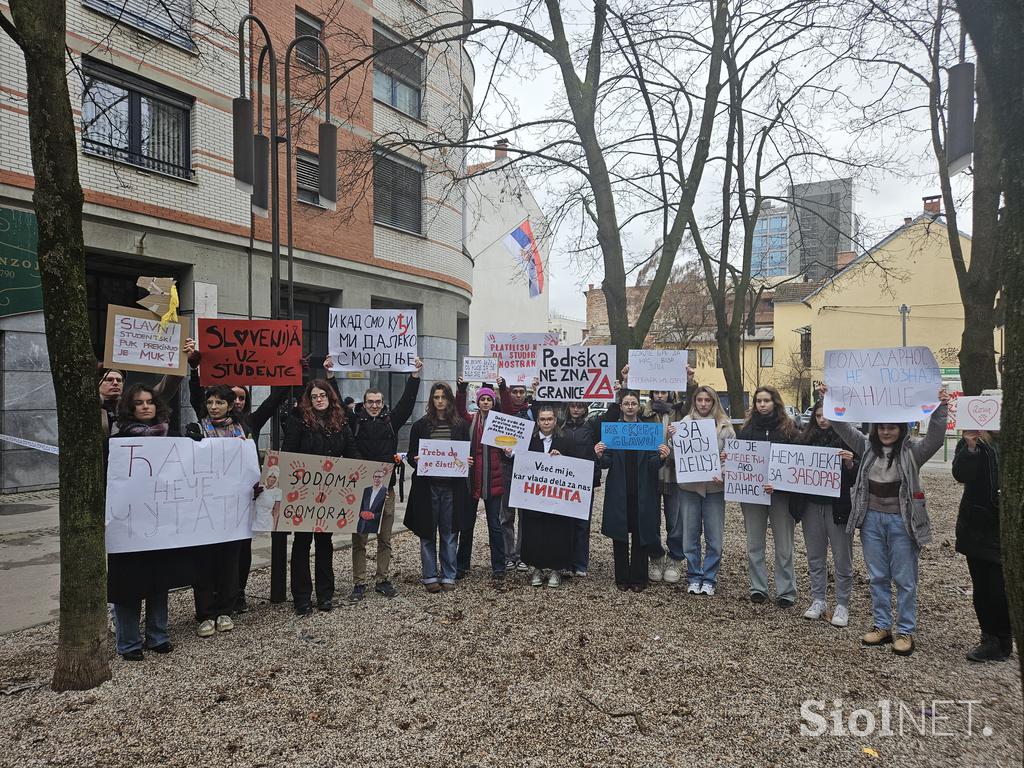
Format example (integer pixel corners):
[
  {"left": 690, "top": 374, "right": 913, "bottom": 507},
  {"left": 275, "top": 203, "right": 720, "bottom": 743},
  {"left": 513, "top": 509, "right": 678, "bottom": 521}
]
[{"left": 549, "top": 314, "right": 587, "bottom": 346}]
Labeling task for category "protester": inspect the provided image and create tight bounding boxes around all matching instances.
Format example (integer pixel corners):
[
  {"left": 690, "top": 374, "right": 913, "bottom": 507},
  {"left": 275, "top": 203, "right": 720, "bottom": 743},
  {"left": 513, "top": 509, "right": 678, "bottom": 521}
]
[
  {"left": 497, "top": 376, "right": 537, "bottom": 571},
  {"left": 98, "top": 368, "right": 125, "bottom": 435},
  {"left": 952, "top": 428, "right": 1012, "bottom": 662},
  {"left": 823, "top": 383, "right": 950, "bottom": 656},
  {"left": 404, "top": 383, "right": 473, "bottom": 592},
  {"left": 560, "top": 402, "right": 604, "bottom": 576}
]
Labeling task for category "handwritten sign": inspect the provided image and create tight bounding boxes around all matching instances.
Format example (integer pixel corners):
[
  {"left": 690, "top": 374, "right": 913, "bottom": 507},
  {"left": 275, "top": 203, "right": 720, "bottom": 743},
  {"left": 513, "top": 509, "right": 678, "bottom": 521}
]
[
  {"left": 254, "top": 452, "right": 393, "bottom": 533},
  {"left": 601, "top": 421, "right": 664, "bottom": 451},
  {"left": 481, "top": 411, "right": 533, "bottom": 454},
  {"left": 462, "top": 356, "right": 499, "bottom": 381},
  {"left": 416, "top": 439, "right": 470, "bottom": 477},
  {"left": 723, "top": 439, "right": 771, "bottom": 505},
  {"left": 198, "top": 319, "right": 303, "bottom": 386},
  {"left": 104, "top": 305, "right": 186, "bottom": 375},
  {"left": 823, "top": 346, "right": 941, "bottom": 423},
  {"left": 105, "top": 437, "right": 261, "bottom": 553},
  {"left": 329, "top": 309, "right": 417, "bottom": 372},
  {"left": 536, "top": 345, "right": 616, "bottom": 401},
  {"left": 953, "top": 395, "right": 1001, "bottom": 431},
  {"left": 628, "top": 350, "right": 689, "bottom": 392},
  {"left": 484, "top": 332, "right": 560, "bottom": 385},
  {"left": 509, "top": 451, "right": 594, "bottom": 520},
  {"left": 671, "top": 419, "right": 721, "bottom": 483},
  {"left": 767, "top": 444, "right": 842, "bottom": 497}
]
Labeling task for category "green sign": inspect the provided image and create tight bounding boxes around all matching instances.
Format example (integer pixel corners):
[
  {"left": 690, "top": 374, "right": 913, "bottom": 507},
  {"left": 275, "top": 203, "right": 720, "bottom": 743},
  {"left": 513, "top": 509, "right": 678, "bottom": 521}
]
[
  {"left": 940, "top": 367, "right": 960, "bottom": 376},
  {"left": 0, "top": 207, "right": 42, "bottom": 318}
]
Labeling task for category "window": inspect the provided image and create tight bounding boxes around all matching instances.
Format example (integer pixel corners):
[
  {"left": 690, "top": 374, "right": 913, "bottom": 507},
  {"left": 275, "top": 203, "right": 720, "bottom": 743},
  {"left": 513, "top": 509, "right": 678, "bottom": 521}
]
[
  {"left": 296, "top": 151, "right": 321, "bottom": 206},
  {"left": 374, "top": 153, "right": 423, "bottom": 233},
  {"left": 373, "top": 25, "right": 424, "bottom": 118},
  {"left": 81, "top": 59, "right": 193, "bottom": 179},
  {"left": 83, "top": 0, "right": 195, "bottom": 51},
  {"left": 295, "top": 10, "right": 323, "bottom": 70},
  {"left": 281, "top": 296, "right": 330, "bottom": 377},
  {"left": 759, "top": 347, "right": 774, "bottom": 368}
]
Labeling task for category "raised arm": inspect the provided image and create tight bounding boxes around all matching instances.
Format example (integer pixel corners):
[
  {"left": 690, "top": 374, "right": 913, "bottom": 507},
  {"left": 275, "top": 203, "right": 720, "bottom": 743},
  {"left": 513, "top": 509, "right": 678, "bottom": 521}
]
[
  {"left": 910, "top": 395, "right": 950, "bottom": 466},
  {"left": 389, "top": 359, "right": 423, "bottom": 430},
  {"left": 455, "top": 379, "right": 472, "bottom": 422}
]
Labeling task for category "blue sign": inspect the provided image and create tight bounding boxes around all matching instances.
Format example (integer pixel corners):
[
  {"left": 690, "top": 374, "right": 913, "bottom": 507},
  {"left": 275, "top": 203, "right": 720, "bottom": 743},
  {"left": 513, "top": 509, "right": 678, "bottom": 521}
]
[{"left": 601, "top": 421, "right": 664, "bottom": 451}]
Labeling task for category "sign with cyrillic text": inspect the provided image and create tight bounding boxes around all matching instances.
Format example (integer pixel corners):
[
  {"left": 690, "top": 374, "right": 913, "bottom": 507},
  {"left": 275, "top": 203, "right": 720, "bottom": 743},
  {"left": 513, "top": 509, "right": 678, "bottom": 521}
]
[
  {"left": 462, "top": 356, "right": 499, "bottom": 381},
  {"left": 483, "top": 332, "right": 560, "bottom": 385},
  {"left": 953, "top": 395, "right": 1001, "bottom": 431},
  {"left": 104, "top": 305, "right": 187, "bottom": 376},
  {"left": 509, "top": 451, "right": 594, "bottom": 520},
  {"left": 329, "top": 309, "right": 417, "bottom": 372},
  {"left": 671, "top": 419, "right": 721, "bottom": 483},
  {"left": 723, "top": 439, "right": 771, "bottom": 505},
  {"left": 823, "top": 346, "right": 941, "bottom": 423},
  {"left": 416, "top": 440, "right": 470, "bottom": 477},
  {"left": 198, "top": 318, "right": 303, "bottom": 386},
  {"left": 536, "top": 345, "right": 616, "bottom": 402},
  {"left": 767, "top": 444, "right": 842, "bottom": 497},
  {"left": 601, "top": 421, "right": 664, "bottom": 451},
  {"left": 628, "top": 349, "right": 689, "bottom": 392},
  {"left": 481, "top": 411, "right": 533, "bottom": 454}
]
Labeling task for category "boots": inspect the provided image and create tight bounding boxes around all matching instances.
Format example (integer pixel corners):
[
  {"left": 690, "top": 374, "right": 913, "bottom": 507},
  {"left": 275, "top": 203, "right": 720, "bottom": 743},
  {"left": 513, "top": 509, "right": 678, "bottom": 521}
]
[{"left": 966, "top": 633, "right": 1011, "bottom": 663}]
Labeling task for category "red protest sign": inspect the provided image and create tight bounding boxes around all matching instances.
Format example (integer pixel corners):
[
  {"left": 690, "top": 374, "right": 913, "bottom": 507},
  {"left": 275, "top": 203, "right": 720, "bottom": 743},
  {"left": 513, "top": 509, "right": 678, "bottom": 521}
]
[{"left": 198, "top": 319, "right": 303, "bottom": 385}]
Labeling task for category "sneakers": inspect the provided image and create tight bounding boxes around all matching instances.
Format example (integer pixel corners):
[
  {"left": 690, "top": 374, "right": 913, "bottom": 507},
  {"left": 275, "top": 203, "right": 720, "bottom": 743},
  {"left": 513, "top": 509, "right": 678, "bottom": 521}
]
[
  {"left": 861, "top": 627, "right": 893, "bottom": 646},
  {"left": 215, "top": 614, "right": 234, "bottom": 632},
  {"left": 893, "top": 633, "right": 914, "bottom": 656},
  {"left": 197, "top": 619, "right": 216, "bottom": 638},
  {"left": 316, "top": 599, "right": 333, "bottom": 612},
  {"left": 699, "top": 582, "right": 715, "bottom": 596},
  {"left": 573, "top": 569, "right": 588, "bottom": 578},
  {"left": 440, "top": 583, "right": 456, "bottom": 592},
  {"left": 966, "top": 634, "right": 1012, "bottom": 662},
  {"left": 425, "top": 582, "right": 442, "bottom": 594},
  {"left": 686, "top": 582, "right": 701, "bottom": 595},
  {"left": 662, "top": 561, "right": 682, "bottom": 584},
  {"left": 750, "top": 591, "right": 768, "bottom": 604},
  {"left": 121, "top": 649, "right": 145, "bottom": 661},
  {"left": 349, "top": 585, "right": 366, "bottom": 603},
  {"left": 831, "top": 605, "right": 849, "bottom": 628},
  {"left": 516, "top": 561, "right": 529, "bottom": 571},
  {"left": 531, "top": 568, "right": 544, "bottom": 587},
  {"left": 648, "top": 557, "right": 666, "bottom": 582},
  {"left": 294, "top": 602, "right": 313, "bottom": 616},
  {"left": 375, "top": 581, "right": 397, "bottom": 598},
  {"left": 776, "top": 596, "right": 796, "bottom": 608},
  {"left": 803, "top": 600, "right": 827, "bottom": 620},
  {"left": 505, "top": 559, "right": 516, "bottom": 570},
  {"left": 547, "top": 571, "right": 562, "bottom": 588}
]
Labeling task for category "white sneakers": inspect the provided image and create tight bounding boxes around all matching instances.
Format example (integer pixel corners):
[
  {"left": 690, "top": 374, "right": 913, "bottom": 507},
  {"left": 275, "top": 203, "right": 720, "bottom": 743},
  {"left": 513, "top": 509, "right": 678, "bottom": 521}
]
[
  {"left": 648, "top": 557, "right": 666, "bottom": 582},
  {"left": 547, "top": 571, "right": 562, "bottom": 588},
  {"left": 530, "top": 568, "right": 544, "bottom": 587},
  {"left": 215, "top": 614, "right": 234, "bottom": 632},
  {"left": 801, "top": 600, "right": 850, "bottom": 627},
  {"left": 686, "top": 582, "right": 701, "bottom": 595},
  {"left": 662, "top": 561, "right": 682, "bottom": 584},
  {"left": 699, "top": 582, "right": 715, "bottom": 596},
  {"left": 803, "top": 600, "right": 827, "bottom": 620},
  {"left": 831, "top": 604, "right": 849, "bottom": 627},
  {"left": 197, "top": 619, "right": 215, "bottom": 638}
]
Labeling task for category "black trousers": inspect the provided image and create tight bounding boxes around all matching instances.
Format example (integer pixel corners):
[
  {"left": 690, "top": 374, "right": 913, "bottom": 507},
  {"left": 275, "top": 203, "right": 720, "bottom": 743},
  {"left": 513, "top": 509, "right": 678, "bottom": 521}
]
[
  {"left": 237, "top": 539, "right": 252, "bottom": 598},
  {"left": 290, "top": 532, "right": 334, "bottom": 605},
  {"left": 612, "top": 492, "right": 648, "bottom": 586},
  {"left": 194, "top": 541, "right": 241, "bottom": 621},
  {"left": 966, "top": 557, "right": 1012, "bottom": 640}
]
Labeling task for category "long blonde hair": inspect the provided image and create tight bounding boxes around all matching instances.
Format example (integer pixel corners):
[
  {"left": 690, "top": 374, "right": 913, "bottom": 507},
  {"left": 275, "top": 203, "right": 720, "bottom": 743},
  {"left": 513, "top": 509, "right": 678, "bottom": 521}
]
[{"left": 687, "top": 385, "right": 730, "bottom": 429}]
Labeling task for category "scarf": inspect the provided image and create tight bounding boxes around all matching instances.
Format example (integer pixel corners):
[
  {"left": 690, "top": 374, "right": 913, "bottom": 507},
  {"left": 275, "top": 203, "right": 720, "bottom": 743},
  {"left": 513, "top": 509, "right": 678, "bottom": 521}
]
[
  {"left": 752, "top": 410, "right": 781, "bottom": 433},
  {"left": 650, "top": 400, "right": 672, "bottom": 415},
  {"left": 115, "top": 420, "right": 169, "bottom": 437},
  {"left": 202, "top": 416, "right": 246, "bottom": 439}
]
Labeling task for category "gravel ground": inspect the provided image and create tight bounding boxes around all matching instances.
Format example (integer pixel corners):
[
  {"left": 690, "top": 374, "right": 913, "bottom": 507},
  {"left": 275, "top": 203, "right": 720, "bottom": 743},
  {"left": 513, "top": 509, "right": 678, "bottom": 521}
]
[{"left": 0, "top": 472, "right": 1020, "bottom": 767}]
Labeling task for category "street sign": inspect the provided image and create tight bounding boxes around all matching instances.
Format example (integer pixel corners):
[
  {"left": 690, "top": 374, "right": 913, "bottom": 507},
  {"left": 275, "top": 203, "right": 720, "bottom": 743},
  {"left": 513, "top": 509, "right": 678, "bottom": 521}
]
[{"left": 0, "top": 207, "right": 42, "bottom": 318}]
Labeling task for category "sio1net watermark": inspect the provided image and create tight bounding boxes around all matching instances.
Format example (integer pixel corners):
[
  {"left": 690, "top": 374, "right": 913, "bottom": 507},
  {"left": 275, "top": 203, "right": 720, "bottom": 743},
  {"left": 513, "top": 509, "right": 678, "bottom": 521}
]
[{"left": 800, "top": 699, "right": 995, "bottom": 738}]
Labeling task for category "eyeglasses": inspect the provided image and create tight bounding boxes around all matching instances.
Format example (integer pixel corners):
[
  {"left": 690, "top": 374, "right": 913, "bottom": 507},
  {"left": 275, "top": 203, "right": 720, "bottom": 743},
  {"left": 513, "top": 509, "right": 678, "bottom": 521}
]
[
  {"left": 310, "top": 393, "right": 329, "bottom": 401},
  {"left": 365, "top": 399, "right": 384, "bottom": 406}
]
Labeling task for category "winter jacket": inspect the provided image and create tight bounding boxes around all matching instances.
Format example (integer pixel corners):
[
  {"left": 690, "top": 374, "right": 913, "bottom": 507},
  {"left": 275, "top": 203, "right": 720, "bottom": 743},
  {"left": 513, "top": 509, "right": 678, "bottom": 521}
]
[
  {"left": 456, "top": 384, "right": 508, "bottom": 500},
  {"left": 188, "top": 364, "right": 290, "bottom": 445},
  {"left": 598, "top": 423, "right": 664, "bottom": 546},
  {"left": 790, "top": 426, "right": 858, "bottom": 526},
  {"left": 952, "top": 438, "right": 1002, "bottom": 563},
  {"left": 282, "top": 412, "right": 359, "bottom": 459},
  {"left": 403, "top": 416, "right": 473, "bottom": 539},
  {"left": 561, "top": 413, "right": 603, "bottom": 487},
  {"left": 347, "top": 375, "right": 420, "bottom": 462},
  {"left": 497, "top": 381, "right": 537, "bottom": 420}
]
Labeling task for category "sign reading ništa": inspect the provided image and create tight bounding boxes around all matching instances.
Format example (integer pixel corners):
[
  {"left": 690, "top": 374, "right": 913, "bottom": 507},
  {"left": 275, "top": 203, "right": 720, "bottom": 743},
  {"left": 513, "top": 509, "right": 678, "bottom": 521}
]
[
  {"left": 461, "top": 355, "right": 499, "bottom": 382},
  {"left": 104, "top": 304, "right": 187, "bottom": 376},
  {"left": 509, "top": 451, "right": 594, "bottom": 520},
  {"left": 536, "top": 345, "right": 616, "bottom": 401},
  {"left": 823, "top": 346, "right": 941, "bottom": 423},
  {"left": 254, "top": 452, "right": 394, "bottom": 534},
  {"left": 0, "top": 207, "right": 42, "bottom": 318},
  {"left": 329, "top": 308, "right": 417, "bottom": 372},
  {"left": 198, "top": 318, "right": 303, "bottom": 386},
  {"left": 767, "top": 444, "right": 842, "bottom": 497},
  {"left": 105, "top": 437, "right": 261, "bottom": 553},
  {"left": 481, "top": 411, "right": 533, "bottom": 454},
  {"left": 483, "top": 332, "right": 560, "bottom": 385},
  {"left": 723, "top": 439, "right": 770, "bottom": 505}
]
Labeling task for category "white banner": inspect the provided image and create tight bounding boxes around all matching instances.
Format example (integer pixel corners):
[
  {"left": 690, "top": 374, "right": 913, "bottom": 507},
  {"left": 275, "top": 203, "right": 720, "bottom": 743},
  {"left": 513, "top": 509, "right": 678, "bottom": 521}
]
[
  {"left": 671, "top": 419, "right": 721, "bottom": 483},
  {"left": 509, "top": 451, "right": 594, "bottom": 520},
  {"left": 462, "top": 356, "right": 499, "bottom": 381},
  {"left": 767, "top": 444, "right": 842, "bottom": 497},
  {"left": 481, "top": 411, "right": 533, "bottom": 454},
  {"left": 723, "top": 439, "right": 771, "bottom": 505},
  {"left": 416, "top": 439, "right": 470, "bottom": 477},
  {"left": 328, "top": 309, "right": 417, "bottom": 372},
  {"left": 105, "top": 437, "right": 261, "bottom": 554},
  {"left": 823, "top": 346, "right": 941, "bottom": 423},
  {"left": 628, "top": 349, "right": 689, "bottom": 392},
  {"left": 953, "top": 395, "right": 1001, "bottom": 431},
  {"left": 0, "top": 433, "right": 58, "bottom": 454},
  {"left": 536, "top": 345, "right": 616, "bottom": 402},
  {"left": 483, "top": 332, "right": 560, "bottom": 385}
]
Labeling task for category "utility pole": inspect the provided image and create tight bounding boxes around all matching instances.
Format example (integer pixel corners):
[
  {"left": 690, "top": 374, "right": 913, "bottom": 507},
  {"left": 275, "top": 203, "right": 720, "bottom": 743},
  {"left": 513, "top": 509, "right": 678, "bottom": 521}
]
[{"left": 899, "top": 303, "right": 911, "bottom": 346}]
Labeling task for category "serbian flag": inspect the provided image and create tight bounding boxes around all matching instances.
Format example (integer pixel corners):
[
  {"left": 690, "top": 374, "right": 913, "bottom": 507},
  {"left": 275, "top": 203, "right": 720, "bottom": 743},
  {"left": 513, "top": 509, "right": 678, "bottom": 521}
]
[{"left": 503, "top": 220, "right": 544, "bottom": 298}]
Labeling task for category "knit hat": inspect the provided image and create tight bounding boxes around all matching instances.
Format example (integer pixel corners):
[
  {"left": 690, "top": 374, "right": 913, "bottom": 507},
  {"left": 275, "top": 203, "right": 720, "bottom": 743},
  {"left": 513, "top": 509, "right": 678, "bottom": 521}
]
[{"left": 476, "top": 387, "right": 497, "bottom": 404}]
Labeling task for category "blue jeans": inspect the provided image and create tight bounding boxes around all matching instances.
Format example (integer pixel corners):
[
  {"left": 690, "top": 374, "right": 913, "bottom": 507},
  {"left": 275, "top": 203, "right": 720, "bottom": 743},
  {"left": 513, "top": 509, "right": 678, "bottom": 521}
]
[
  {"left": 420, "top": 484, "right": 458, "bottom": 585},
  {"left": 572, "top": 497, "right": 594, "bottom": 572},
  {"left": 457, "top": 495, "right": 506, "bottom": 575},
  {"left": 679, "top": 490, "right": 726, "bottom": 586},
  {"left": 861, "top": 510, "right": 919, "bottom": 634},
  {"left": 663, "top": 492, "right": 686, "bottom": 561},
  {"left": 113, "top": 592, "right": 169, "bottom": 654}
]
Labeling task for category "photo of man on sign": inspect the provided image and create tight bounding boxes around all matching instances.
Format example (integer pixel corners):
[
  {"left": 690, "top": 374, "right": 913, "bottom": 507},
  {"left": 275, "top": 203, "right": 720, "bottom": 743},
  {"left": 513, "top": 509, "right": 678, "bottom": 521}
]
[{"left": 357, "top": 469, "right": 389, "bottom": 535}]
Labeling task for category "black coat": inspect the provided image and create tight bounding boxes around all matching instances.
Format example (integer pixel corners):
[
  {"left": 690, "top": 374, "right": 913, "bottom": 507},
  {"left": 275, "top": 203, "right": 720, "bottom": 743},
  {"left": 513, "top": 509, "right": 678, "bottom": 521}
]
[
  {"left": 403, "top": 416, "right": 473, "bottom": 538},
  {"left": 282, "top": 412, "right": 359, "bottom": 459},
  {"left": 790, "top": 427, "right": 858, "bottom": 526},
  {"left": 952, "top": 438, "right": 1001, "bottom": 563},
  {"left": 348, "top": 375, "right": 420, "bottom": 461},
  {"left": 519, "top": 431, "right": 578, "bottom": 570},
  {"left": 561, "top": 414, "right": 603, "bottom": 487}
]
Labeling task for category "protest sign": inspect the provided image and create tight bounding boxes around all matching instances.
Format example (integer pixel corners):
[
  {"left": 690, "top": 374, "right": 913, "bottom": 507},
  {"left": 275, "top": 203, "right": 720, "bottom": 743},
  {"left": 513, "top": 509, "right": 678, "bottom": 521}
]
[
  {"left": 416, "top": 439, "right": 471, "bottom": 477},
  {"left": 601, "top": 421, "right": 664, "bottom": 451},
  {"left": 953, "top": 395, "right": 1001, "bottom": 431},
  {"left": 462, "top": 356, "right": 499, "bottom": 381},
  {"left": 329, "top": 309, "right": 417, "bottom": 372},
  {"left": 509, "top": 451, "right": 594, "bottom": 520},
  {"left": 767, "top": 444, "right": 842, "bottom": 497},
  {"left": 105, "top": 437, "right": 261, "bottom": 553},
  {"left": 104, "top": 305, "right": 187, "bottom": 376},
  {"left": 627, "top": 349, "right": 689, "bottom": 392},
  {"left": 823, "top": 346, "right": 941, "bottom": 423},
  {"left": 254, "top": 452, "right": 394, "bottom": 534},
  {"left": 536, "top": 345, "right": 616, "bottom": 401},
  {"left": 671, "top": 419, "right": 721, "bottom": 483},
  {"left": 723, "top": 439, "right": 771, "bottom": 505},
  {"left": 483, "top": 332, "right": 560, "bottom": 385},
  {"left": 197, "top": 318, "right": 303, "bottom": 386},
  {"left": 481, "top": 411, "right": 533, "bottom": 454}
]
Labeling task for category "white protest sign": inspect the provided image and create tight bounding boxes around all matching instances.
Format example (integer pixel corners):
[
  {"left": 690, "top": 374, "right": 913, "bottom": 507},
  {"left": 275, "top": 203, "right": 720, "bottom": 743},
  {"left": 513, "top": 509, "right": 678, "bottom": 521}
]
[
  {"left": 416, "top": 439, "right": 470, "bottom": 477},
  {"left": 104, "top": 305, "right": 186, "bottom": 375},
  {"left": 628, "top": 349, "right": 689, "bottom": 392},
  {"left": 481, "top": 411, "right": 533, "bottom": 454},
  {"left": 953, "top": 395, "right": 1001, "bottom": 431},
  {"left": 329, "top": 308, "right": 417, "bottom": 372},
  {"left": 671, "top": 419, "right": 721, "bottom": 483},
  {"left": 823, "top": 346, "right": 941, "bottom": 423},
  {"left": 723, "top": 439, "right": 771, "bottom": 505},
  {"left": 462, "top": 356, "right": 499, "bottom": 381},
  {"left": 105, "top": 437, "right": 261, "bottom": 553},
  {"left": 483, "top": 332, "right": 560, "bottom": 385},
  {"left": 767, "top": 444, "right": 842, "bottom": 497},
  {"left": 509, "top": 450, "right": 594, "bottom": 520},
  {"left": 536, "top": 345, "right": 616, "bottom": 402}
]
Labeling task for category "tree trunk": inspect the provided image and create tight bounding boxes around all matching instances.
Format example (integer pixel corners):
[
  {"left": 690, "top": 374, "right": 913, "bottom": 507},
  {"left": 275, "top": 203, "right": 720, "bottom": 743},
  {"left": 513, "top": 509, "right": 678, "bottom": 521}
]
[{"left": 3, "top": 0, "right": 111, "bottom": 690}]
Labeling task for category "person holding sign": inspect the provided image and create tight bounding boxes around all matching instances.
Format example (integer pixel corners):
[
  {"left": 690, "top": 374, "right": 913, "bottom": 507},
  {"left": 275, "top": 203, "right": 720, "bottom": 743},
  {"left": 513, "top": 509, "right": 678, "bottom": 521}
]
[
  {"left": 821, "top": 383, "right": 949, "bottom": 657},
  {"left": 561, "top": 402, "right": 605, "bottom": 576},
  {"left": 404, "top": 383, "right": 473, "bottom": 592},
  {"left": 595, "top": 390, "right": 671, "bottom": 592},
  {"left": 497, "top": 377, "right": 538, "bottom": 570},
  {"left": 736, "top": 386, "right": 800, "bottom": 608}
]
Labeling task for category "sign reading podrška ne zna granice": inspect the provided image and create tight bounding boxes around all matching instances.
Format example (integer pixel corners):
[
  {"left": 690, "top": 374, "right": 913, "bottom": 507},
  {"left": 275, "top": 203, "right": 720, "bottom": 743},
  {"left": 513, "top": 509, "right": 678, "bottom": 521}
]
[{"left": 198, "top": 319, "right": 304, "bottom": 386}]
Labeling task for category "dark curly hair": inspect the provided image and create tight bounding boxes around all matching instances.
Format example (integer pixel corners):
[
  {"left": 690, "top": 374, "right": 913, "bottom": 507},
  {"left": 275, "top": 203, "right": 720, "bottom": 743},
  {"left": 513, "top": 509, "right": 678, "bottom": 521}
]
[
  {"left": 116, "top": 383, "right": 169, "bottom": 426},
  {"left": 298, "top": 379, "right": 347, "bottom": 433}
]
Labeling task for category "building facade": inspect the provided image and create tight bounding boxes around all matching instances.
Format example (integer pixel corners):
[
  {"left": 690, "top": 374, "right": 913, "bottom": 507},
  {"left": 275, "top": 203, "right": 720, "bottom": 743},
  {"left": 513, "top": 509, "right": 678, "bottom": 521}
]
[
  {"left": 787, "top": 177, "right": 855, "bottom": 280},
  {"left": 751, "top": 204, "right": 790, "bottom": 279}
]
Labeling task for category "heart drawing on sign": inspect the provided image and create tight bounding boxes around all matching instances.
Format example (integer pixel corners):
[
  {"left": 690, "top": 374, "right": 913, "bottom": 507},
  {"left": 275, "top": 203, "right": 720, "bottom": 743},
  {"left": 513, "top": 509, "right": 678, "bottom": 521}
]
[
  {"left": 966, "top": 399, "right": 999, "bottom": 426},
  {"left": 833, "top": 406, "right": 846, "bottom": 416}
]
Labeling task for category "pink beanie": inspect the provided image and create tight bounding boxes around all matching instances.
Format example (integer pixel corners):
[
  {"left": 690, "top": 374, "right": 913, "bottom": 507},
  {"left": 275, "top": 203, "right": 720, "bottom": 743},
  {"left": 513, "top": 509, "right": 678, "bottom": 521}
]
[{"left": 476, "top": 387, "right": 497, "bottom": 404}]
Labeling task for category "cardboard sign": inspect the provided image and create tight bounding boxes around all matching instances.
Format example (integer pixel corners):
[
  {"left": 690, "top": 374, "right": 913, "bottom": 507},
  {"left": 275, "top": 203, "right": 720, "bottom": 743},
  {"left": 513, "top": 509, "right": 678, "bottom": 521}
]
[
  {"left": 628, "top": 350, "right": 689, "bottom": 392},
  {"left": 536, "top": 345, "right": 616, "bottom": 401},
  {"left": 105, "top": 437, "right": 261, "bottom": 553},
  {"left": 823, "top": 346, "right": 941, "bottom": 423},
  {"left": 767, "top": 444, "right": 842, "bottom": 497},
  {"left": 104, "top": 304, "right": 187, "bottom": 376},
  {"left": 671, "top": 419, "right": 721, "bottom": 483},
  {"left": 254, "top": 452, "right": 394, "bottom": 534},
  {"left": 329, "top": 309, "right": 417, "bottom": 372},
  {"left": 416, "top": 439, "right": 470, "bottom": 477},
  {"left": 601, "top": 421, "right": 664, "bottom": 451},
  {"left": 509, "top": 451, "right": 594, "bottom": 520},
  {"left": 198, "top": 318, "right": 303, "bottom": 386},
  {"left": 953, "top": 395, "right": 1001, "bottom": 431},
  {"left": 723, "top": 439, "right": 771, "bottom": 505},
  {"left": 483, "top": 332, "right": 560, "bottom": 385},
  {"left": 481, "top": 411, "right": 533, "bottom": 454},
  {"left": 462, "top": 356, "right": 499, "bottom": 381}
]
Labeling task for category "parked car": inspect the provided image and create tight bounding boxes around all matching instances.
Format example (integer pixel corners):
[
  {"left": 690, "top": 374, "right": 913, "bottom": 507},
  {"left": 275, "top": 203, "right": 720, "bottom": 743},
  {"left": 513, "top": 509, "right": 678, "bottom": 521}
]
[{"left": 785, "top": 405, "right": 803, "bottom": 427}]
